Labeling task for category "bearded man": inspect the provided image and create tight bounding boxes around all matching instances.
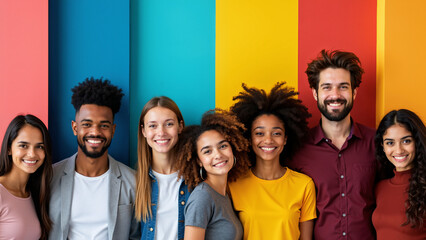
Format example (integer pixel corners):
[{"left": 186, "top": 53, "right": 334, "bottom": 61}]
[
  {"left": 287, "top": 50, "right": 377, "bottom": 240},
  {"left": 49, "top": 78, "right": 140, "bottom": 240}
]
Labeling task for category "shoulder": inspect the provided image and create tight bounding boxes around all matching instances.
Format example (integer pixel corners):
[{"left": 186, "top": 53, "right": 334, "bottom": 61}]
[
  {"left": 353, "top": 122, "right": 375, "bottom": 139},
  {"left": 188, "top": 183, "right": 212, "bottom": 202},
  {"left": 109, "top": 156, "right": 136, "bottom": 186},
  {"left": 287, "top": 169, "right": 314, "bottom": 186}
]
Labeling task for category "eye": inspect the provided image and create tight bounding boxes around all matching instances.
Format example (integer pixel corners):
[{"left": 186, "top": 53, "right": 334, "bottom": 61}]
[
  {"left": 18, "top": 144, "right": 28, "bottom": 149},
  {"left": 220, "top": 143, "right": 229, "bottom": 149},
  {"left": 272, "top": 132, "right": 282, "bottom": 136},
  {"left": 202, "top": 149, "right": 211, "bottom": 155},
  {"left": 402, "top": 139, "right": 412, "bottom": 144},
  {"left": 148, "top": 124, "right": 156, "bottom": 129},
  {"left": 165, "top": 122, "right": 174, "bottom": 127},
  {"left": 322, "top": 85, "right": 331, "bottom": 90},
  {"left": 37, "top": 145, "right": 45, "bottom": 150},
  {"left": 254, "top": 132, "right": 264, "bottom": 136},
  {"left": 384, "top": 141, "right": 394, "bottom": 146},
  {"left": 100, "top": 124, "right": 110, "bottom": 129},
  {"left": 340, "top": 85, "right": 349, "bottom": 90},
  {"left": 82, "top": 123, "right": 90, "bottom": 127}
]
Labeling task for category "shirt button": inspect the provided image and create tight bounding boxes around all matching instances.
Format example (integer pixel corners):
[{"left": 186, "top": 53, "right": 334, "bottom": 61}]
[
  {"left": 342, "top": 232, "right": 346, "bottom": 236},
  {"left": 180, "top": 191, "right": 185, "bottom": 195},
  {"left": 342, "top": 213, "right": 346, "bottom": 217},
  {"left": 181, "top": 201, "right": 185, "bottom": 205},
  {"left": 341, "top": 193, "right": 345, "bottom": 197},
  {"left": 340, "top": 175, "right": 344, "bottom": 179},
  {"left": 325, "top": 139, "right": 329, "bottom": 142},
  {"left": 149, "top": 228, "right": 154, "bottom": 232},
  {"left": 338, "top": 153, "right": 342, "bottom": 157}
]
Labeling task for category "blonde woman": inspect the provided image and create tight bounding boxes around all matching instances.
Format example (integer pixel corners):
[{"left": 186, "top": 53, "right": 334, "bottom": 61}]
[{"left": 135, "top": 96, "right": 189, "bottom": 240}]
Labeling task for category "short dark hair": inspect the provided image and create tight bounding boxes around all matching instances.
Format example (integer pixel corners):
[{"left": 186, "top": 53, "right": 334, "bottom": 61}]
[
  {"left": 375, "top": 109, "right": 426, "bottom": 228},
  {"left": 306, "top": 49, "right": 364, "bottom": 90},
  {"left": 0, "top": 114, "right": 52, "bottom": 239},
  {"left": 71, "top": 77, "right": 124, "bottom": 115},
  {"left": 230, "top": 82, "right": 311, "bottom": 166}
]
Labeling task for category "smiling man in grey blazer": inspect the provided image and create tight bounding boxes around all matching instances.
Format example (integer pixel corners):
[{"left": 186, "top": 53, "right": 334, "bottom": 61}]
[{"left": 49, "top": 78, "right": 140, "bottom": 239}]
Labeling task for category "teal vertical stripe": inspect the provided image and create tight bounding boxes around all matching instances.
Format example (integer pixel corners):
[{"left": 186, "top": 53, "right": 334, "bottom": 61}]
[
  {"left": 130, "top": 0, "right": 216, "bottom": 166},
  {"left": 49, "top": 0, "right": 130, "bottom": 164}
]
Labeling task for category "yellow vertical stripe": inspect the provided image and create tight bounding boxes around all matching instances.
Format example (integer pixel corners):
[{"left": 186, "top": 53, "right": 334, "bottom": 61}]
[
  {"left": 376, "top": 0, "right": 385, "bottom": 127},
  {"left": 216, "top": 0, "right": 299, "bottom": 110},
  {"left": 378, "top": 0, "right": 426, "bottom": 122}
]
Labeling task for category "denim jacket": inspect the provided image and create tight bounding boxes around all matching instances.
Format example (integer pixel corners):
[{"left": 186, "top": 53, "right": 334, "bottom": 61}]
[{"left": 140, "top": 169, "right": 191, "bottom": 240}]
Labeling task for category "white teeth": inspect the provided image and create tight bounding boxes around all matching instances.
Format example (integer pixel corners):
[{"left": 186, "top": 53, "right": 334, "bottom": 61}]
[
  {"left": 329, "top": 103, "right": 341, "bottom": 107},
  {"left": 156, "top": 140, "right": 169, "bottom": 144},
  {"left": 261, "top": 147, "right": 275, "bottom": 151},
  {"left": 23, "top": 160, "right": 37, "bottom": 164},
  {"left": 214, "top": 161, "right": 227, "bottom": 167},
  {"left": 394, "top": 156, "right": 406, "bottom": 160},
  {"left": 87, "top": 140, "right": 102, "bottom": 144}
]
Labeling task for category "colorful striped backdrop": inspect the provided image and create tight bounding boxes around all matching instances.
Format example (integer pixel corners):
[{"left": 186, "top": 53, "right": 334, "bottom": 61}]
[{"left": 1, "top": 0, "right": 425, "bottom": 167}]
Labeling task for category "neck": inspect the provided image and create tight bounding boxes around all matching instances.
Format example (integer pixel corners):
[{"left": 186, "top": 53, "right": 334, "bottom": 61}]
[
  {"left": 152, "top": 151, "right": 175, "bottom": 174},
  {"left": 320, "top": 115, "right": 352, "bottom": 149},
  {"left": 253, "top": 158, "right": 286, "bottom": 180},
  {"left": 204, "top": 175, "right": 228, "bottom": 196},
  {"left": 75, "top": 149, "right": 109, "bottom": 177},
  {"left": 0, "top": 167, "right": 31, "bottom": 197}
]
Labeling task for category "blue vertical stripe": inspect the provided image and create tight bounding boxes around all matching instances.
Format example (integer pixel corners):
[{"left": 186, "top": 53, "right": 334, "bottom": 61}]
[
  {"left": 49, "top": 0, "right": 130, "bottom": 164},
  {"left": 130, "top": 0, "right": 216, "bottom": 166}
]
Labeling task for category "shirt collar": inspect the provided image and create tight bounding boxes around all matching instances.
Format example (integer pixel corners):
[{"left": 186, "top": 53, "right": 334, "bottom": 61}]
[{"left": 312, "top": 118, "right": 362, "bottom": 144}]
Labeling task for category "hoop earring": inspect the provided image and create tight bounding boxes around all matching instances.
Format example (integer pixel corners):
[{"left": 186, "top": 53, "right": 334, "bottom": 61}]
[
  {"left": 199, "top": 166, "right": 205, "bottom": 180},
  {"left": 233, "top": 156, "right": 237, "bottom": 167}
]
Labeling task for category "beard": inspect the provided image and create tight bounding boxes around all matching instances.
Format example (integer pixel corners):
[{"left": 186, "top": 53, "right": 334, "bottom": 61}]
[
  {"left": 77, "top": 136, "right": 111, "bottom": 158},
  {"left": 317, "top": 97, "right": 353, "bottom": 122}
]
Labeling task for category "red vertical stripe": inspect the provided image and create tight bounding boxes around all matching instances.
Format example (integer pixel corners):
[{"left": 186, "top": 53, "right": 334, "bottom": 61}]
[
  {"left": 298, "top": 0, "right": 377, "bottom": 128},
  {"left": 0, "top": 0, "right": 48, "bottom": 135}
]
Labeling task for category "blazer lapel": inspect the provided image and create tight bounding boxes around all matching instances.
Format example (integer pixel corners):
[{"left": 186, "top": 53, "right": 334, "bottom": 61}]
[
  {"left": 60, "top": 154, "right": 77, "bottom": 239},
  {"left": 108, "top": 156, "right": 121, "bottom": 240}
]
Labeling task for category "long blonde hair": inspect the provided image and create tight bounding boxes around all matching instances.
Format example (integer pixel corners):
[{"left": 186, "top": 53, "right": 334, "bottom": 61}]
[{"left": 135, "top": 96, "right": 184, "bottom": 222}]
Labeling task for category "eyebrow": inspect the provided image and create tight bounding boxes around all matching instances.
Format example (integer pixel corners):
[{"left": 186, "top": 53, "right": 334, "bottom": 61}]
[
  {"left": 17, "top": 141, "right": 44, "bottom": 145},
  {"left": 146, "top": 119, "right": 175, "bottom": 124},
  {"left": 383, "top": 135, "right": 412, "bottom": 141},
  {"left": 252, "top": 126, "right": 284, "bottom": 131},
  {"left": 81, "top": 119, "right": 112, "bottom": 124},
  {"left": 200, "top": 139, "right": 227, "bottom": 152}
]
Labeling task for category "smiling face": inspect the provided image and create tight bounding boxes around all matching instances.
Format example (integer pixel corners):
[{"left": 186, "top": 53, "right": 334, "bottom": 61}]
[
  {"left": 72, "top": 104, "right": 115, "bottom": 159},
  {"left": 313, "top": 67, "right": 356, "bottom": 122},
  {"left": 382, "top": 124, "right": 416, "bottom": 172},
  {"left": 9, "top": 125, "right": 45, "bottom": 175},
  {"left": 142, "top": 106, "right": 183, "bottom": 155},
  {"left": 197, "top": 130, "right": 234, "bottom": 178},
  {"left": 251, "top": 114, "right": 287, "bottom": 164}
]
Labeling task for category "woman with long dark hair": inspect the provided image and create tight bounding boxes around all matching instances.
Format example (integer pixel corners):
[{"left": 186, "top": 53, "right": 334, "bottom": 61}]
[
  {"left": 372, "top": 109, "right": 426, "bottom": 239},
  {"left": 0, "top": 114, "right": 52, "bottom": 240}
]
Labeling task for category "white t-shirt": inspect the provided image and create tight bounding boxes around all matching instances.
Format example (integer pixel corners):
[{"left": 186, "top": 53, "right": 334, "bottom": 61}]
[
  {"left": 152, "top": 170, "right": 183, "bottom": 240},
  {"left": 68, "top": 169, "right": 110, "bottom": 240}
]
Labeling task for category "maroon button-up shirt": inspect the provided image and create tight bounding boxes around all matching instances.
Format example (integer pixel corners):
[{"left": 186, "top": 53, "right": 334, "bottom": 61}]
[{"left": 287, "top": 121, "right": 377, "bottom": 240}]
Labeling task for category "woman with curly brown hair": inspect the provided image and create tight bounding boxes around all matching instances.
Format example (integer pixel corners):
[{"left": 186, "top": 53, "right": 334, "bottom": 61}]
[
  {"left": 176, "top": 109, "right": 250, "bottom": 240},
  {"left": 372, "top": 109, "right": 426, "bottom": 240},
  {"left": 229, "top": 82, "right": 316, "bottom": 240}
]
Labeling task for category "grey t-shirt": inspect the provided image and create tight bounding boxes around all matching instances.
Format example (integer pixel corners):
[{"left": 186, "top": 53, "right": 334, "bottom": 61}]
[{"left": 184, "top": 182, "right": 243, "bottom": 240}]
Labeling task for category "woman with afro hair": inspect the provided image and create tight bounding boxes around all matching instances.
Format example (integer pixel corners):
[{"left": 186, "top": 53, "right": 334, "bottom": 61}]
[
  {"left": 372, "top": 109, "right": 426, "bottom": 240},
  {"left": 229, "top": 82, "right": 317, "bottom": 240},
  {"left": 175, "top": 109, "right": 251, "bottom": 240}
]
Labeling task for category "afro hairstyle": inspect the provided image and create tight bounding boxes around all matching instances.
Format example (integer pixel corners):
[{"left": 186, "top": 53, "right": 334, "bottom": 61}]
[{"left": 71, "top": 77, "right": 124, "bottom": 115}]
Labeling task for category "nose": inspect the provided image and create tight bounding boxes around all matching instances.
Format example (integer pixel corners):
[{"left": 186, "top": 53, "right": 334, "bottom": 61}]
[
  {"left": 395, "top": 143, "right": 404, "bottom": 154},
  {"left": 26, "top": 147, "right": 36, "bottom": 158},
  {"left": 329, "top": 87, "right": 341, "bottom": 99},
  {"left": 264, "top": 134, "right": 273, "bottom": 144},
  {"left": 89, "top": 125, "right": 101, "bottom": 136},
  {"left": 157, "top": 125, "right": 165, "bottom": 135}
]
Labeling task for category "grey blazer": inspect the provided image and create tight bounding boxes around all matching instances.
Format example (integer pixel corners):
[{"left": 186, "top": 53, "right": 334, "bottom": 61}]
[{"left": 49, "top": 153, "right": 141, "bottom": 240}]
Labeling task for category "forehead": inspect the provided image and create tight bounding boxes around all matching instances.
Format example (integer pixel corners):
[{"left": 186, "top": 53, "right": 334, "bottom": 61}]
[
  {"left": 14, "top": 125, "right": 43, "bottom": 142},
  {"left": 144, "top": 106, "right": 177, "bottom": 122},
  {"left": 252, "top": 114, "right": 284, "bottom": 129},
  {"left": 383, "top": 124, "right": 412, "bottom": 139},
  {"left": 76, "top": 104, "right": 114, "bottom": 122},
  {"left": 197, "top": 130, "right": 224, "bottom": 148},
  {"left": 319, "top": 68, "right": 351, "bottom": 85}
]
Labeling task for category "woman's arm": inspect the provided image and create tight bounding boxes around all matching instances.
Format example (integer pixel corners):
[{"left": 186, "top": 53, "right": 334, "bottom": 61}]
[
  {"left": 299, "top": 220, "right": 314, "bottom": 240},
  {"left": 184, "top": 226, "right": 206, "bottom": 240}
]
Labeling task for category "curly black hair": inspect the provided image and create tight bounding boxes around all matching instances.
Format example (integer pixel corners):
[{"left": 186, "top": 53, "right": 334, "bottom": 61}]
[
  {"left": 176, "top": 109, "right": 251, "bottom": 190},
  {"left": 230, "top": 82, "right": 311, "bottom": 166},
  {"left": 71, "top": 77, "right": 124, "bottom": 115},
  {"left": 375, "top": 109, "right": 426, "bottom": 228},
  {"left": 306, "top": 49, "right": 364, "bottom": 91}
]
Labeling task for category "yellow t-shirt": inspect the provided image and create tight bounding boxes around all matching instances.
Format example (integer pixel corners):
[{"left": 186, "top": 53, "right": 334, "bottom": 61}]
[{"left": 229, "top": 168, "right": 317, "bottom": 240}]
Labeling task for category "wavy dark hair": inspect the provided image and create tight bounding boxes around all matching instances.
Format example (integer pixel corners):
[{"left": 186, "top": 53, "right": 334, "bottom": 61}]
[
  {"left": 306, "top": 49, "right": 364, "bottom": 90},
  {"left": 71, "top": 77, "right": 124, "bottom": 116},
  {"left": 230, "top": 82, "right": 311, "bottom": 166},
  {"left": 0, "top": 114, "right": 53, "bottom": 239},
  {"left": 375, "top": 109, "right": 426, "bottom": 228},
  {"left": 176, "top": 109, "right": 251, "bottom": 190}
]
